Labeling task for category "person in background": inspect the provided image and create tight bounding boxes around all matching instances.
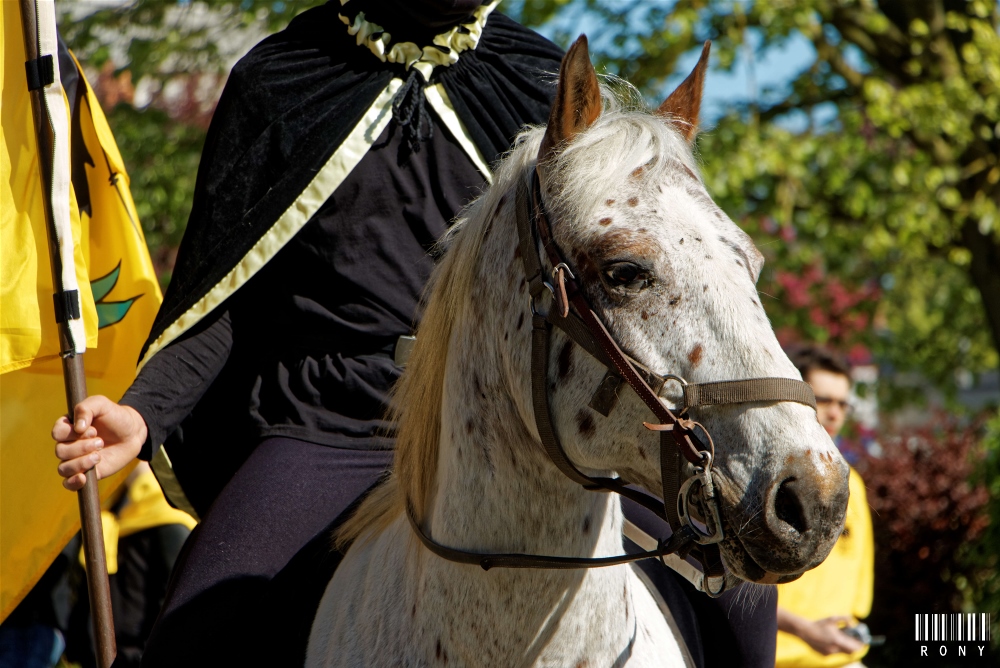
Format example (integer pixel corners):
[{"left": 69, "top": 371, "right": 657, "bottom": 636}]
[
  {"left": 0, "top": 462, "right": 194, "bottom": 668},
  {"left": 775, "top": 345, "right": 874, "bottom": 668},
  {"left": 63, "top": 462, "right": 196, "bottom": 668}
]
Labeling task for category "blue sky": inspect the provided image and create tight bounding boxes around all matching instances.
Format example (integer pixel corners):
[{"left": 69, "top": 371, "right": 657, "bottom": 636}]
[{"left": 518, "top": 0, "right": 829, "bottom": 128}]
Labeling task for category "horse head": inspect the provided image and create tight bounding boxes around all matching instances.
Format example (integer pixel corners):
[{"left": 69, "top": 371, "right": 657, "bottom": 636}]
[
  {"left": 337, "top": 34, "right": 849, "bottom": 595},
  {"left": 522, "top": 36, "right": 849, "bottom": 583}
]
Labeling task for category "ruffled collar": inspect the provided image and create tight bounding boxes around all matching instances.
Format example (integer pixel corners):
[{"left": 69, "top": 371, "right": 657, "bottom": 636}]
[{"left": 339, "top": 0, "right": 498, "bottom": 79}]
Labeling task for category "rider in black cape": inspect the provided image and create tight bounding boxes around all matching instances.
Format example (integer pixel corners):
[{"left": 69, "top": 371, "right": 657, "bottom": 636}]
[{"left": 53, "top": 2, "right": 777, "bottom": 665}]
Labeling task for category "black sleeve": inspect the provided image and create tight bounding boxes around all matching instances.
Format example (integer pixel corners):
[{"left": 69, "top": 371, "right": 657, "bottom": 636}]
[{"left": 121, "top": 308, "right": 233, "bottom": 461}]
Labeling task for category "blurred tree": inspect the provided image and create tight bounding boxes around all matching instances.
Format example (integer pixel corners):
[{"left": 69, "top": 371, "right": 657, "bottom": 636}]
[
  {"left": 63, "top": 1, "right": 1000, "bottom": 391},
  {"left": 512, "top": 0, "right": 1000, "bottom": 394},
  {"left": 961, "top": 410, "right": 1000, "bottom": 654},
  {"left": 59, "top": 0, "right": 324, "bottom": 286},
  {"left": 854, "top": 416, "right": 996, "bottom": 665}
]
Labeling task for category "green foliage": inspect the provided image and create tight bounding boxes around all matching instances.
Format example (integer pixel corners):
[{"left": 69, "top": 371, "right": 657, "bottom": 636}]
[
  {"left": 958, "top": 408, "right": 1000, "bottom": 654},
  {"left": 513, "top": 0, "right": 1000, "bottom": 396},
  {"left": 60, "top": 1, "right": 324, "bottom": 84},
  {"left": 60, "top": 1, "right": 324, "bottom": 286},
  {"left": 105, "top": 104, "right": 206, "bottom": 286}
]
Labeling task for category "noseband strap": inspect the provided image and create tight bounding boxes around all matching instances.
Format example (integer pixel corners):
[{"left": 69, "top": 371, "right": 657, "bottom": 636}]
[
  {"left": 405, "top": 167, "right": 816, "bottom": 597},
  {"left": 682, "top": 378, "right": 816, "bottom": 410}
]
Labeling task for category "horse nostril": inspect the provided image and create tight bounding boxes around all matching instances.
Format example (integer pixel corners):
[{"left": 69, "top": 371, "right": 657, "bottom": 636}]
[{"left": 774, "top": 478, "right": 808, "bottom": 535}]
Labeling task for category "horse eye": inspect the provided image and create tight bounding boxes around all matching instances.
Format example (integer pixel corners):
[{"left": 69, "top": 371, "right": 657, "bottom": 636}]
[{"left": 603, "top": 262, "right": 652, "bottom": 291}]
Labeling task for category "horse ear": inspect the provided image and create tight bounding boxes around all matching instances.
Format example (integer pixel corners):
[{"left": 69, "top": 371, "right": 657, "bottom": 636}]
[
  {"left": 657, "top": 41, "right": 711, "bottom": 143},
  {"left": 538, "top": 35, "right": 602, "bottom": 165}
]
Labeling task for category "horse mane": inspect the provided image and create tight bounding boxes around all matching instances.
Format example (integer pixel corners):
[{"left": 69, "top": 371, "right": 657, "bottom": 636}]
[
  {"left": 335, "top": 82, "right": 699, "bottom": 549},
  {"left": 333, "top": 133, "right": 536, "bottom": 548}
]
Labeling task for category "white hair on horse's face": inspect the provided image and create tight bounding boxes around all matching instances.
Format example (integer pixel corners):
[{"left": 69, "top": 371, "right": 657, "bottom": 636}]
[{"left": 545, "top": 96, "right": 699, "bottom": 217}]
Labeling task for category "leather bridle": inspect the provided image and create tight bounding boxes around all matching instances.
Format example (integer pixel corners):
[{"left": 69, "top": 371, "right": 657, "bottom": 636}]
[{"left": 407, "top": 167, "right": 817, "bottom": 597}]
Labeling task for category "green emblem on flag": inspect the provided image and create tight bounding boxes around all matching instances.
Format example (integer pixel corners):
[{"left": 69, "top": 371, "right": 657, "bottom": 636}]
[{"left": 90, "top": 262, "right": 141, "bottom": 329}]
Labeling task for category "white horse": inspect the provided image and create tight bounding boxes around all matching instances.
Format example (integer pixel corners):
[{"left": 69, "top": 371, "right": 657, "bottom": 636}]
[{"left": 307, "top": 37, "right": 849, "bottom": 667}]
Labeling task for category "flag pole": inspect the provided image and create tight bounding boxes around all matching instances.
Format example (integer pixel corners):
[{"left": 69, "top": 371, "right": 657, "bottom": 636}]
[{"left": 17, "top": 1, "right": 116, "bottom": 666}]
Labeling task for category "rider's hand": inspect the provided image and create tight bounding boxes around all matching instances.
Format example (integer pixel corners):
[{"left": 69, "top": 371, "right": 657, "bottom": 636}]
[
  {"left": 798, "top": 616, "right": 866, "bottom": 656},
  {"left": 51, "top": 395, "right": 147, "bottom": 491}
]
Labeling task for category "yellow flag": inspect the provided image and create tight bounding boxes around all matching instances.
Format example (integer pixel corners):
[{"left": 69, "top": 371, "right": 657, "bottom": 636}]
[{"left": 0, "top": 2, "right": 162, "bottom": 621}]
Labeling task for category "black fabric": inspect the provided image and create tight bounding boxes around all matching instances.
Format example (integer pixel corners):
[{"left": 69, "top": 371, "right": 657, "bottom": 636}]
[
  {"left": 140, "top": 5, "right": 561, "bottom": 361},
  {"left": 52, "top": 289, "right": 81, "bottom": 322},
  {"left": 392, "top": 68, "right": 434, "bottom": 154},
  {"left": 121, "top": 308, "right": 233, "bottom": 463},
  {"left": 441, "top": 13, "right": 563, "bottom": 163},
  {"left": 140, "top": 438, "right": 392, "bottom": 668},
  {"left": 109, "top": 526, "right": 191, "bottom": 668},
  {"left": 130, "top": 4, "right": 561, "bottom": 516},
  {"left": 623, "top": 498, "right": 780, "bottom": 668},
  {"left": 347, "top": 0, "right": 488, "bottom": 41},
  {"left": 124, "top": 112, "right": 484, "bottom": 514},
  {"left": 25, "top": 55, "right": 54, "bottom": 91},
  {"left": 244, "top": 116, "right": 482, "bottom": 447},
  {"left": 141, "top": 4, "right": 394, "bottom": 361}
]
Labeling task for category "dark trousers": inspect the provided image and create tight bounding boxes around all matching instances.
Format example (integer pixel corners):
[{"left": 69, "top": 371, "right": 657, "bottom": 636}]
[
  {"left": 141, "top": 438, "right": 393, "bottom": 668},
  {"left": 141, "top": 437, "right": 776, "bottom": 668}
]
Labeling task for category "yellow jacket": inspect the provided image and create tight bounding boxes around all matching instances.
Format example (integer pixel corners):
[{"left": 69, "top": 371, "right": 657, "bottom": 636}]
[{"left": 775, "top": 466, "right": 874, "bottom": 668}]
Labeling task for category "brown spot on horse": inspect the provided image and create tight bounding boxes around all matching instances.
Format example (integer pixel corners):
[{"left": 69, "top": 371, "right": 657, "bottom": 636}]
[
  {"left": 558, "top": 341, "right": 573, "bottom": 379},
  {"left": 593, "top": 229, "right": 659, "bottom": 261},
  {"left": 577, "top": 409, "right": 596, "bottom": 438},
  {"left": 599, "top": 217, "right": 613, "bottom": 226},
  {"left": 688, "top": 344, "right": 703, "bottom": 367},
  {"left": 627, "top": 197, "right": 639, "bottom": 207}
]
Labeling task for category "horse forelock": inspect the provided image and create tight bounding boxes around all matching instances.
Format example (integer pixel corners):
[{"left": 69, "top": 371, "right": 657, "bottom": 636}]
[{"left": 336, "top": 85, "right": 702, "bottom": 548}]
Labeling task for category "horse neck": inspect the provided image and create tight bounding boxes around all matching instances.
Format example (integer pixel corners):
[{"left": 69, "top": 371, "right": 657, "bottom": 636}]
[
  {"left": 414, "top": 180, "right": 635, "bottom": 660},
  {"left": 430, "top": 359, "right": 623, "bottom": 564}
]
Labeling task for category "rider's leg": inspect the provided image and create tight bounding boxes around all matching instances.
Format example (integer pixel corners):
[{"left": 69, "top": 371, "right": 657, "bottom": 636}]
[{"left": 140, "top": 437, "right": 392, "bottom": 668}]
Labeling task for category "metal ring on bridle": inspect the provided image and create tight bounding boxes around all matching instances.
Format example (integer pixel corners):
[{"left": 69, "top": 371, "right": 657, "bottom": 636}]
[
  {"left": 676, "top": 453, "right": 725, "bottom": 545},
  {"left": 658, "top": 374, "right": 689, "bottom": 412},
  {"left": 663, "top": 373, "right": 688, "bottom": 387},
  {"left": 528, "top": 282, "right": 557, "bottom": 316},
  {"left": 704, "top": 573, "right": 727, "bottom": 597}
]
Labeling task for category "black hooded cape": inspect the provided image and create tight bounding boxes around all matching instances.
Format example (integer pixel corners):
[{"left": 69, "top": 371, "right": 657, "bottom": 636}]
[
  {"left": 138, "top": 3, "right": 563, "bottom": 515},
  {"left": 141, "top": 4, "right": 562, "bottom": 362}
]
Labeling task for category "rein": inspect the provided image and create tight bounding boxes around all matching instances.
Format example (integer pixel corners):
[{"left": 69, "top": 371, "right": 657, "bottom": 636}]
[{"left": 407, "top": 167, "right": 817, "bottom": 597}]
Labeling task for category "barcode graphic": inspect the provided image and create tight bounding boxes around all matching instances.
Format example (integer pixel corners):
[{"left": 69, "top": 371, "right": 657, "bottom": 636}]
[{"left": 914, "top": 614, "right": 992, "bottom": 642}]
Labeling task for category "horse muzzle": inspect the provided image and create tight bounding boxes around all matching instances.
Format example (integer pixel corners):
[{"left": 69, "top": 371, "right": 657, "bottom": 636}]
[{"left": 717, "top": 454, "right": 850, "bottom": 581}]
